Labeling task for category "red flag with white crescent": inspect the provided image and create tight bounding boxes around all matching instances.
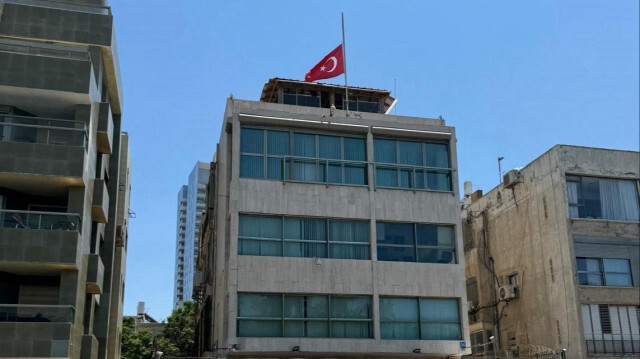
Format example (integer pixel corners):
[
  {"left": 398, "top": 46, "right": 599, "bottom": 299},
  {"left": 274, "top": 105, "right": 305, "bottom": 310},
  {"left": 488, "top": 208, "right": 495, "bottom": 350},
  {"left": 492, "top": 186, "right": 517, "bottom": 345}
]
[{"left": 305, "top": 44, "right": 344, "bottom": 82}]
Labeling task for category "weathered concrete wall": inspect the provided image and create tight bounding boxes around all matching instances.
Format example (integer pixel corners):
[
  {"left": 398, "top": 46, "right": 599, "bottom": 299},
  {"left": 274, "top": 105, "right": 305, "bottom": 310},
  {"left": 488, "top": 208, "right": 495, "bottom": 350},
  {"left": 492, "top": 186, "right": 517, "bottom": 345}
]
[{"left": 462, "top": 145, "right": 640, "bottom": 359}]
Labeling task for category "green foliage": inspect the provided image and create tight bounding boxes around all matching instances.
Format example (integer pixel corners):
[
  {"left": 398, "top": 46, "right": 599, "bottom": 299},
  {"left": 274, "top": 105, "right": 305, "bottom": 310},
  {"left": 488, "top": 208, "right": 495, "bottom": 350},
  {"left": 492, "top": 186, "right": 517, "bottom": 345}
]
[
  {"left": 161, "top": 301, "right": 196, "bottom": 356},
  {"left": 121, "top": 317, "right": 153, "bottom": 359},
  {"left": 121, "top": 302, "right": 196, "bottom": 359}
]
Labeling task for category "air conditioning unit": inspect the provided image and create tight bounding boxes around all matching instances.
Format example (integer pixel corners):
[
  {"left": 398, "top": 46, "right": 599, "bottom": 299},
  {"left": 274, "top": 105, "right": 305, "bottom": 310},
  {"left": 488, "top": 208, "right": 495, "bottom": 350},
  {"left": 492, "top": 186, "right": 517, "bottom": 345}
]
[
  {"left": 503, "top": 169, "right": 522, "bottom": 188},
  {"left": 498, "top": 284, "right": 518, "bottom": 301}
]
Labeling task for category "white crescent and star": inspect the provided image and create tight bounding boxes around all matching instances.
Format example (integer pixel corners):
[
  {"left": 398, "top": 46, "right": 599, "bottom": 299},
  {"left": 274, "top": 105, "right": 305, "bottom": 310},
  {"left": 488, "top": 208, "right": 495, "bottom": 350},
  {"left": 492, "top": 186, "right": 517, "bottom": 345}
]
[{"left": 325, "top": 56, "right": 338, "bottom": 72}]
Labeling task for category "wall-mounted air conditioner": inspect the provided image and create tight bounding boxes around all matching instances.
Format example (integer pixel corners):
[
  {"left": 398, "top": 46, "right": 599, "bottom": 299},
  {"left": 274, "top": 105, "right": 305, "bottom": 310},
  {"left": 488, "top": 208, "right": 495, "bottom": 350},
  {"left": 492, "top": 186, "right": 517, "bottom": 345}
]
[
  {"left": 503, "top": 169, "right": 523, "bottom": 188},
  {"left": 498, "top": 284, "right": 518, "bottom": 301}
]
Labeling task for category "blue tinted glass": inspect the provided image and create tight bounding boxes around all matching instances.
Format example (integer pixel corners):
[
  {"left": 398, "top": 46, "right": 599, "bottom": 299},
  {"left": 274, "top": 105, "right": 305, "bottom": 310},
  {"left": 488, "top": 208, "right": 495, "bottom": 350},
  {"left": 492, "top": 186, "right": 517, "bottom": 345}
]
[
  {"left": 344, "top": 138, "right": 366, "bottom": 161},
  {"left": 398, "top": 141, "right": 423, "bottom": 166},
  {"left": 241, "top": 128, "right": 263, "bottom": 154},
  {"left": 267, "top": 157, "right": 283, "bottom": 179},
  {"left": 294, "top": 133, "right": 315, "bottom": 157},
  {"left": 345, "top": 164, "right": 366, "bottom": 185},
  {"left": 427, "top": 171, "right": 451, "bottom": 191},
  {"left": 374, "top": 139, "right": 397, "bottom": 163},
  {"left": 319, "top": 135, "right": 341, "bottom": 159},
  {"left": 378, "top": 246, "right": 415, "bottom": 262},
  {"left": 376, "top": 168, "right": 397, "bottom": 187},
  {"left": 240, "top": 155, "right": 263, "bottom": 178},
  {"left": 377, "top": 223, "right": 414, "bottom": 245},
  {"left": 425, "top": 143, "right": 449, "bottom": 168},
  {"left": 267, "top": 131, "right": 289, "bottom": 155}
]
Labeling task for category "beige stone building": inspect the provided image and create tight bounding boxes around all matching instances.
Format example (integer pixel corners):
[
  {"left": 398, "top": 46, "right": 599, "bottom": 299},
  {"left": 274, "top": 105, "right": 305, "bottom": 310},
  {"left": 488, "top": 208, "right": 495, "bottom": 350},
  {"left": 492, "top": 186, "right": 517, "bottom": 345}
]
[
  {"left": 462, "top": 145, "right": 639, "bottom": 358},
  {"left": 0, "top": 1, "right": 131, "bottom": 358},
  {"left": 193, "top": 78, "right": 471, "bottom": 358}
]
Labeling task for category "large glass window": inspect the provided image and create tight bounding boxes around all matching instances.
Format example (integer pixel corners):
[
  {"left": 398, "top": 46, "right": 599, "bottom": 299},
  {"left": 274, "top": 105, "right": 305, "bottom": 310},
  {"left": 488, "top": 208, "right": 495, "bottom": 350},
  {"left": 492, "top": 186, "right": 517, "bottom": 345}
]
[
  {"left": 240, "top": 127, "right": 367, "bottom": 185},
  {"left": 374, "top": 139, "right": 451, "bottom": 191},
  {"left": 239, "top": 215, "right": 370, "bottom": 260},
  {"left": 566, "top": 176, "right": 639, "bottom": 221},
  {"left": 380, "top": 297, "right": 461, "bottom": 340},
  {"left": 576, "top": 257, "right": 633, "bottom": 287},
  {"left": 238, "top": 293, "right": 372, "bottom": 338},
  {"left": 377, "top": 222, "right": 456, "bottom": 264}
]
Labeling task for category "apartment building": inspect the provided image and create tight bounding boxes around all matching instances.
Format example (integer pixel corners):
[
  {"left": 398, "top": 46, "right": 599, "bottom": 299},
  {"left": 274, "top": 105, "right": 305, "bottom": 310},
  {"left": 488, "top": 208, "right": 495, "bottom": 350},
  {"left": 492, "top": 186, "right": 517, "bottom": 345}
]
[
  {"left": 462, "top": 145, "right": 639, "bottom": 358},
  {"left": 174, "top": 162, "right": 209, "bottom": 308},
  {"left": 193, "top": 78, "right": 470, "bottom": 358},
  {"left": 0, "top": 1, "right": 131, "bottom": 359}
]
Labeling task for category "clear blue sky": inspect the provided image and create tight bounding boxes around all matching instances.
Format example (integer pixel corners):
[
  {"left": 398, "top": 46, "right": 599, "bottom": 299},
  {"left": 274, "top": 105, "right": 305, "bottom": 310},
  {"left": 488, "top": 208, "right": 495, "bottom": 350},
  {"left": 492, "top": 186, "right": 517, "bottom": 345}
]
[{"left": 110, "top": 0, "right": 639, "bottom": 320}]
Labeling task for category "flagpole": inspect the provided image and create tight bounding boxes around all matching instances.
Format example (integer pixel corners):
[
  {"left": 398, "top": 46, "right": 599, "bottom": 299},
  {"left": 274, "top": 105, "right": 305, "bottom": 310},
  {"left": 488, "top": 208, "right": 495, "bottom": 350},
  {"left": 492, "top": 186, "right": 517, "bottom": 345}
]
[{"left": 341, "top": 12, "right": 349, "bottom": 116}]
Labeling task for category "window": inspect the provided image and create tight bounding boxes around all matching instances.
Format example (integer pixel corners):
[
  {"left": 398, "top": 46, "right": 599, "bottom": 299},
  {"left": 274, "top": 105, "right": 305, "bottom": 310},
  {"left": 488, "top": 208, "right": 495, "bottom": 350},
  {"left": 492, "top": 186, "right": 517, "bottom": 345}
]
[
  {"left": 237, "top": 293, "right": 372, "bottom": 338},
  {"left": 374, "top": 139, "right": 451, "bottom": 191},
  {"left": 377, "top": 222, "right": 455, "bottom": 264},
  {"left": 566, "top": 176, "right": 639, "bottom": 221},
  {"left": 470, "top": 330, "right": 493, "bottom": 354},
  {"left": 238, "top": 215, "right": 370, "bottom": 260},
  {"left": 466, "top": 278, "right": 479, "bottom": 307},
  {"left": 240, "top": 127, "right": 367, "bottom": 185},
  {"left": 582, "top": 304, "right": 640, "bottom": 355},
  {"left": 576, "top": 257, "right": 632, "bottom": 287},
  {"left": 379, "top": 297, "right": 461, "bottom": 340}
]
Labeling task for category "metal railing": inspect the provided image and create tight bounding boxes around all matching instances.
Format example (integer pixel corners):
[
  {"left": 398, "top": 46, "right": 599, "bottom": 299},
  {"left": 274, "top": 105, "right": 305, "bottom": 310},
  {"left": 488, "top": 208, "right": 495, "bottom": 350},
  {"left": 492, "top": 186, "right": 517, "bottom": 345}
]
[
  {"left": 0, "top": 209, "right": 82, "bottom": 232},
  {"left": 282, "top": 155, "right": 368, "bottom": 185},
  {"left": 0, "top": 114, "right": 87, "bottom": 147},
  {"left": 0, "top": 304, "right": 75, "bottom": 323},
  {"left": 374, "top": 163, "right": 453, "bottom": 191},
  {"left": 586, "top": 339, "right": 640, "bottom": 355}
]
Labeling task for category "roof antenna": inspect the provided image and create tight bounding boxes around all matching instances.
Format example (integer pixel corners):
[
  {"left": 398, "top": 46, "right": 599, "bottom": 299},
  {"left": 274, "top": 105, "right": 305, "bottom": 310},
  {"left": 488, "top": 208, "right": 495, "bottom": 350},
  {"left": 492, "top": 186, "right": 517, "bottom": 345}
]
[
  {"left": 498, "top": 156, "right": 505, "bottom": 183},
  {"left": 394, "top": 78, "right": 397, "bottom": 115}
]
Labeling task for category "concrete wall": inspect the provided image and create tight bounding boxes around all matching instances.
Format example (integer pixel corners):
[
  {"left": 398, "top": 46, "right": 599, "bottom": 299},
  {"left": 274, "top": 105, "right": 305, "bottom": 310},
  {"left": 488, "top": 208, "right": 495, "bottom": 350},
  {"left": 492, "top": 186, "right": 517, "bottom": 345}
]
[{"left": 462, "top": 145, "right": 640, "bottom": 359}]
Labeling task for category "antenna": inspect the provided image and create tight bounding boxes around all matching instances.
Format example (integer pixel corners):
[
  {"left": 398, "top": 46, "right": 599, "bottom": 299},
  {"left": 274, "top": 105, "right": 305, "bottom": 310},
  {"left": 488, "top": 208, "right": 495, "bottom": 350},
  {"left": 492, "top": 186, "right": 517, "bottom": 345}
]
[{"left": 394, "top": 78, "right": 397, "bottom": 115}]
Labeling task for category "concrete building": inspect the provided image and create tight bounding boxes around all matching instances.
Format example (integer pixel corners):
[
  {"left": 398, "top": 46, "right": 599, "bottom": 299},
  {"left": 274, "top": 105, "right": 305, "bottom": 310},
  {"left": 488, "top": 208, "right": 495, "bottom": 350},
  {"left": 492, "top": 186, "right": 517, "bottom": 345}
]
[
  {"left": 462, "top": 145, "right": 639, "bottom": 358},
  {"left": 0, "top": 1, "right": 131, "bottom": 359},
  {"left": 193, "top": 78, "right": 470, "bottom": 358},
  {"left": 174, "top": 162, "right": 209, "bottom": 308}
]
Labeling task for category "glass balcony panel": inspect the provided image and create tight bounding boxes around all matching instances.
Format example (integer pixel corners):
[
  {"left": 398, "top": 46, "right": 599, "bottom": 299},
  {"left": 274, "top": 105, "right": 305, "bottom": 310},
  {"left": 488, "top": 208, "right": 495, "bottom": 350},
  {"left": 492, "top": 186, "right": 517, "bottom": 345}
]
[
  {"left": 0, "top": 210, "right": 81, "bottom": 231},
  {"left": 0, "top": 305, "right": 74, "bottom": 323}
]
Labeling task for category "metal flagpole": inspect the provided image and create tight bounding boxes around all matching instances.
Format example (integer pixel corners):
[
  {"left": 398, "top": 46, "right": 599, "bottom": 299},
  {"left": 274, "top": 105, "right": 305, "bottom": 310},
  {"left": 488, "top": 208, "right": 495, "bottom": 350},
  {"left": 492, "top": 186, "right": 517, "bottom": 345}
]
[{"left": 342, "top": 12, "right": 349, "bottom": 116}]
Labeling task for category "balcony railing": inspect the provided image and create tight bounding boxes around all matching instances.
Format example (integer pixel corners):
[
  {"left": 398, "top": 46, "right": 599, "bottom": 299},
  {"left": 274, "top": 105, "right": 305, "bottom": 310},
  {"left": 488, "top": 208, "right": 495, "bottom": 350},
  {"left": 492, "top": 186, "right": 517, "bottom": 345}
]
[
  {"left": 281, "top": 156, "right": 368, "bottom": 186},
  {"left": 0, "top": 209, "right": 82, "bottom": 232},
  {"left": 0, "top": 114, "right": 87, "bottom": 147},
  {"left": 0, "top": 304, "right": 75, "bottom": 323}
]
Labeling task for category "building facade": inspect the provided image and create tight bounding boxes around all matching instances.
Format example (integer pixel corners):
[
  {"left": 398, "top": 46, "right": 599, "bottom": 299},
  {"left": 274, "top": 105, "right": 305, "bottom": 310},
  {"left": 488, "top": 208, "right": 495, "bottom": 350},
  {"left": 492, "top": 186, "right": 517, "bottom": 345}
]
[
  {"left": 0, "top": 1, "right": 131, "bottom": 359},
  {"left": 174, "top": 162, "right": 209, "bottom": 308},
  {"left": 194, "top": 78, "right": 470, "bottom": 358},
  {"left": 463, "top": 145, "right": 639, "bottom": 358}
]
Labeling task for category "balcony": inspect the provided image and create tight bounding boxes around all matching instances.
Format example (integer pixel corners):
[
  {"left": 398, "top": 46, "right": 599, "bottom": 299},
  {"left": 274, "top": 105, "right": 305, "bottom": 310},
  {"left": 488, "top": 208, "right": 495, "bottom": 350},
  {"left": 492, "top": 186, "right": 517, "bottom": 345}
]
[
  {"left": 86, "top": 254, "right": 104, "bottom": 294},
  {"left": 0, "top": 304, "right": 74, "bottom": 357},
  {"left": 96, "top": 102, "right": 114, "bottom": 154},
  {"left": 0, "top": 210, "right": 81, "bottom": 271},
  {"left": 0, "top": 114, "right": 87, "bottom": 193},
  {"left": 91, "top": 179, "right": 109, "bottom": 223}
]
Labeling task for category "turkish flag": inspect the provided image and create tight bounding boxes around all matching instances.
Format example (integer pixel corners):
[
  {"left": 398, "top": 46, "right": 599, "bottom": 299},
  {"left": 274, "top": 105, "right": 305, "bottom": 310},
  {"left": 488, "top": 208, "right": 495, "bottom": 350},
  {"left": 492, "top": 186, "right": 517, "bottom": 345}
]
[{"left": 305, "top": 44, "right": 344, "bottom": 82}]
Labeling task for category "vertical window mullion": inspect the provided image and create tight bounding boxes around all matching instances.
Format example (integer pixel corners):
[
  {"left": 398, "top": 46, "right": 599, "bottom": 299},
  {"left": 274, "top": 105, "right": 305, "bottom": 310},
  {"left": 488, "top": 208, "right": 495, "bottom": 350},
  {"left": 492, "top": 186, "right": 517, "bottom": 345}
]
[
  {"left": 328, "top": 295, "right": 332, "bottom": 338},
  {"left": 413, "top": 224, "right": 418, "bottom": 263},
  {"left": 341, "top": 137, "right": 345, "bottom": 183},
  {"left": 326, "top": 219, "right": 330, "bottom": 259},
  {"left": 263, "top": 130, "right": 268, "bottom": 178}
]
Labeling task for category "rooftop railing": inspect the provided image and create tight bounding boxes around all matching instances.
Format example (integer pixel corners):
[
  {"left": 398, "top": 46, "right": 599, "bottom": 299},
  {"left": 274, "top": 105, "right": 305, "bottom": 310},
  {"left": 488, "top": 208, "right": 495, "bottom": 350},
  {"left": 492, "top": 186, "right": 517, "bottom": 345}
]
[
  {"left": 0, "top": 304, "right": 75, "bottom": 323},
  {"left": 0, "top": 209, "right": 82, "bottom": 232},
  {"left": 0, "top": 114, "right": 87, "bottom": 147}
]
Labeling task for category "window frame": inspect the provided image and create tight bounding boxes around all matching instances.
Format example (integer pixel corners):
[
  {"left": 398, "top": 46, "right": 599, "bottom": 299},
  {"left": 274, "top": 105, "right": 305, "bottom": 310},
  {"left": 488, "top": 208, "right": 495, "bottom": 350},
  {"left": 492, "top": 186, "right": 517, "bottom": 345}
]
[
  {"left": 376, "top": 222, "right": 457, "bottom": 264},
  {"left": 379, "top": 297, "right": 462, "bottom": 340},
  {"left": 240, "top": 126, "right": 368, "bottom": 186},
  {"left": 576, "top": 257, "right": 633, "bottom": 287},
  {"left": 373, "top": 137, "right": 453, "bottom": 192},
  {"left": 237, "top": 293, "right": 373, "bottom": 338},
  {"left": 566, "top": 175, "right": 640, "bottom": 221},
  {"left": 238, "top": 214, "right": 371, "bottom": 260}
]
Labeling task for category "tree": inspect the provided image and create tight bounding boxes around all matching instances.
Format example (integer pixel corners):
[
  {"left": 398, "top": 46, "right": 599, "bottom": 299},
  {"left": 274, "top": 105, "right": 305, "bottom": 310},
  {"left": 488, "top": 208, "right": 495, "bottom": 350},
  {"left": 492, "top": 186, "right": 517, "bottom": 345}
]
[
  {"left": 121, "top": 302, "right": 196, "bottom": 358},
  {"left": 160, "top": 301, "right": 196, "bottom": 356},
  {"left": 121, "top": 317, "right": 153, "bottom": 359}
]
